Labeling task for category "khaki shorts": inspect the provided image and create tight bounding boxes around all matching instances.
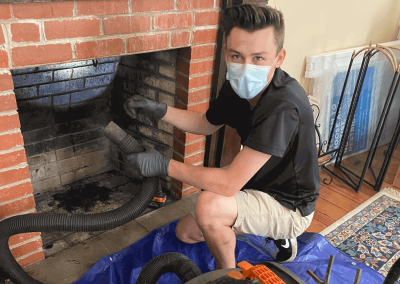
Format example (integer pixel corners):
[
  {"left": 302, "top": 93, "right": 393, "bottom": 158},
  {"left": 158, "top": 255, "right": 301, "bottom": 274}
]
[{"left": 191, "top": 189, "right": 314, "bottom": 240}]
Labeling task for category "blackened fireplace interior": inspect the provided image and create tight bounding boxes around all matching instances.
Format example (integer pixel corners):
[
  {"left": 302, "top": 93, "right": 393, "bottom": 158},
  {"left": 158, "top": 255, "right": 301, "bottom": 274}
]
[{"left": 11, "top": 49, "right": 179, "bottom": 256}]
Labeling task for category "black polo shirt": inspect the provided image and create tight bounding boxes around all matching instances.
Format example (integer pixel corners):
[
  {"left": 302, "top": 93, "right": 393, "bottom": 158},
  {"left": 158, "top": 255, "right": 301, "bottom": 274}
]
[{"left": 206, "top": 68, "right": 320, "bottom": 217}]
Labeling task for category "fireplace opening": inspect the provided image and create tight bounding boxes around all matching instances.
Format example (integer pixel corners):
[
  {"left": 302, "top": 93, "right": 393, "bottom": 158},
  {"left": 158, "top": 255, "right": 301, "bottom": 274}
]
[{"left": 11, "top": 49, "right": 180, "bottom": 257}]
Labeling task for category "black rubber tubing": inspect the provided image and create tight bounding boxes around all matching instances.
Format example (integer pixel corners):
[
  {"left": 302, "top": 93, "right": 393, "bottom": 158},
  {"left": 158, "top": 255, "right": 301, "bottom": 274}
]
[
  {"left": 0, "top": 121, "right": 160, "bottom": 284},
  {"left": 383, "top": 256, "right": 400, "bottom": 284},
  {"left": 135, "top": 252, "right": 202, "bottom": 284}
]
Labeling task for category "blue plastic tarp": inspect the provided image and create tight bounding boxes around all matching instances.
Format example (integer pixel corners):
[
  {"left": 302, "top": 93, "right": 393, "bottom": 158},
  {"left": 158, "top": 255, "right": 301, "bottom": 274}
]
[{"left": 73, "top": 220, "right": 388, "bottom": 284}]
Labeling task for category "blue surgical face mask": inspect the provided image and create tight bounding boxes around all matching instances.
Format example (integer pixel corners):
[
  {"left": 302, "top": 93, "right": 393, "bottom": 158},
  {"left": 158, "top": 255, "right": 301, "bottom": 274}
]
[{"left": 226, "top": 57, "right": 278, "bottom": 100}]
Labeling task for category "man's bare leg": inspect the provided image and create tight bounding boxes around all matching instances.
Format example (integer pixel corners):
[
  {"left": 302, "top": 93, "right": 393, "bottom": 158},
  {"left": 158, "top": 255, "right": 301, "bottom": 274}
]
[
  {"left": 175, "top": 214, "right": 205, "bottom": 244},
  {"left": 175, "top": 191, "right": 238, "bottom": 269}
]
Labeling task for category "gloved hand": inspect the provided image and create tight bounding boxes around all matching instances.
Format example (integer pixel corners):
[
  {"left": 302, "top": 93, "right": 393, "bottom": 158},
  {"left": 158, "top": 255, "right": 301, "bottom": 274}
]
[
  {"left": 124, "top": 95, "right": 167, "bottom": 120},
  {"left": 126, "top": 145, "right": 171, "bottom": 177}
]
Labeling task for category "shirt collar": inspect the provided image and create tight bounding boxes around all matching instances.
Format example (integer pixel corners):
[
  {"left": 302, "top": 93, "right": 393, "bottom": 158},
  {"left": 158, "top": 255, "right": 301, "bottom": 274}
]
[{"left": 271, "top": 67, "right": 286, "bottom": 88}]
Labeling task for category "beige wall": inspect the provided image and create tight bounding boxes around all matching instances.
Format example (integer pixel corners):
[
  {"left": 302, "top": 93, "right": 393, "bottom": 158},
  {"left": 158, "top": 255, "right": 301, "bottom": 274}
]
[{"left": 268, "top": 0, "right": 400, "bottom": 92}]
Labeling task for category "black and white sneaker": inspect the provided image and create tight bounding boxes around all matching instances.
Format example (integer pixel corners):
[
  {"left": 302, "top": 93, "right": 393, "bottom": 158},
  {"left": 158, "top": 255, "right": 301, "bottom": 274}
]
[{"left": 266, "top": 238, "right": 298, "bottom": 263}]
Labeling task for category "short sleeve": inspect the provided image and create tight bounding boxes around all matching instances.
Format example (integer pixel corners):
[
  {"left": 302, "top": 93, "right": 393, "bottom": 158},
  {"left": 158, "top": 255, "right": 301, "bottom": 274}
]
[
  {"left": 244, "top": 108, "right": 299, "bottom": 157},
  {"left": 205, "top": 96, "right": 225, "bottom": 126},
  {"left": 205, "top": 81, "right": 232, "bottom": 126}
]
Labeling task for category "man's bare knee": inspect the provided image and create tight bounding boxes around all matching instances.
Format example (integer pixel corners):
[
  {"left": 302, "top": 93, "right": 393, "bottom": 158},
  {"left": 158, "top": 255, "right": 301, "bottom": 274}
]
[
  {"left": 175, "top": 221, "right": 194, "bottom": 244},
  {"left": 195, "top": 191, "right": 217, "bottom": 226},
  {"left": 175, "top": 230, "right": 202, "bottom": 244},
  {"left": 195, "top": 191, "right": 237, "bottom": 230},
  {"left": 175, "top": 214, "right": 205, "bottom": 244}
]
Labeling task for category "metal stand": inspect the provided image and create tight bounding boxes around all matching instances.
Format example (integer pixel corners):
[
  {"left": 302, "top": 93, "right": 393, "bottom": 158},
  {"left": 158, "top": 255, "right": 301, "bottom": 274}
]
[
  {"left": 307, "top": 255, "right": 362, "bottom": 284},
  {"left": 317, "top": 45, "right": 400, "bottom": 192}
]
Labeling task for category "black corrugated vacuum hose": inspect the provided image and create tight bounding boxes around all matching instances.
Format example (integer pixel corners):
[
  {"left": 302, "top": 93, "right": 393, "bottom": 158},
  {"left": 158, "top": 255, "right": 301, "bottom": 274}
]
[
  {"left": 136, "top": 252, "right": 202, "bottom": 284},
  {"left": 383, "top": 256, "right": 400, "bottom": 284},
  {"left": 0, "top": 122, "right": 160, "bottom": 284}
]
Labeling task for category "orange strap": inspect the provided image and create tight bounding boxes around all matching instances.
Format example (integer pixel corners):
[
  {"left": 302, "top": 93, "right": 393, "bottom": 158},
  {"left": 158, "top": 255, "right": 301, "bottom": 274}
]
[{"left": 152, "top": 196, "right": 166, "bottom": 202}]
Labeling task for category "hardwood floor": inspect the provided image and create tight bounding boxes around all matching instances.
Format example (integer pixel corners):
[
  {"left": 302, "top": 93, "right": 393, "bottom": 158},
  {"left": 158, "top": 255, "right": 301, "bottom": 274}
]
[{"left": 306, "top": 143, "right": 400, "bottom": 233}]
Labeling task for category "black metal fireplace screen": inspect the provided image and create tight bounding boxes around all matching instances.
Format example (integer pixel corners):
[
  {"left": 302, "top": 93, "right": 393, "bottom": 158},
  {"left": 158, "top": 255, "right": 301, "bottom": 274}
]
[{"left": 315, "top": 44, "right": 400, "bottom": 192}]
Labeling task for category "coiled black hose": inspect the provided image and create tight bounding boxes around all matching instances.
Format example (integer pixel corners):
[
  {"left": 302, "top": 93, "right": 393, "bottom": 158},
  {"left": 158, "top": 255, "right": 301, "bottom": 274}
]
[
  {"left": 0, "top": 122, "right": 160, "bottom": 284},
  {"left": 383, "top": 257, "right": 400, "bottom": 284},
  {"left": 136, "top": 252, "right": 202, "bottom": 284}
]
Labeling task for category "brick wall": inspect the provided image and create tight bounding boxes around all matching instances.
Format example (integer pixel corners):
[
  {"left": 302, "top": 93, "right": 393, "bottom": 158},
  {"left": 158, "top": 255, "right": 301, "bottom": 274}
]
[
  {"left": 172, "top": 46, "right": 216, "bottom": 197},
  {"left": 0, "top": 0, "right": 221, "bottom": 267}
]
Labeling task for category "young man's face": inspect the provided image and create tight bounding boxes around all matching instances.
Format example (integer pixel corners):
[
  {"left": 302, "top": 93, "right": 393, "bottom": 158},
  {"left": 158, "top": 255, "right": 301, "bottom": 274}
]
[{"left": 225, "top": 26, "right": 286, "bottom": 86}]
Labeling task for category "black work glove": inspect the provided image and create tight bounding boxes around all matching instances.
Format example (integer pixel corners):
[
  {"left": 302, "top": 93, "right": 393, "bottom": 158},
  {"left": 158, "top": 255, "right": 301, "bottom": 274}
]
[
  {"left": 124, "top": 95, "right": 167, "bottom": 120},
  {"left": 126, "top": 145, "right": 171, "bottom": 177}
]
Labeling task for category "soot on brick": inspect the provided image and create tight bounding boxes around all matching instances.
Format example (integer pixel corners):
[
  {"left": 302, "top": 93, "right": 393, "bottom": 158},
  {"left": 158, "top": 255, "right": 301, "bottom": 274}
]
[{"left": 52, "top": 182, "right": 112, "bottom": 213}]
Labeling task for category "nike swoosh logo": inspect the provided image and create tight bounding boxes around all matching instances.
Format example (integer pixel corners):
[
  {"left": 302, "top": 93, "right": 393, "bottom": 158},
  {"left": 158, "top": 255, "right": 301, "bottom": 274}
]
[{"left": 281, "top": 239, "right": 290, "bottom": 249}]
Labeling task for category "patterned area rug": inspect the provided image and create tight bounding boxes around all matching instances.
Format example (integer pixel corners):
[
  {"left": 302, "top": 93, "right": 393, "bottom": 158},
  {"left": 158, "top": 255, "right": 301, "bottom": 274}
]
[{"left": 321, "top": 187, "right": 400, "bottom": 278}]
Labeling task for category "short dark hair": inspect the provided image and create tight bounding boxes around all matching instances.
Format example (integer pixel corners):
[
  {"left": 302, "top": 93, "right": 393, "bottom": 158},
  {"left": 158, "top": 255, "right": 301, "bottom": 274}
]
[{"left": 220, "top": 4, "right": 285, "bottom": 53}]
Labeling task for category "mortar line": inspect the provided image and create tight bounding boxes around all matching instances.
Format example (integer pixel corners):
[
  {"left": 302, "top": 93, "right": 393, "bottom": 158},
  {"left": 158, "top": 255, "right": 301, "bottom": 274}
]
[
  {"left": 0, "top": 179, "right": 31, "bottom": 191},
  {"left": 9, "top": 236, "right": 42, "bottom": 250},
  {"left": 0, "top": 162, "right": 28, "bottom": 173},
  {"left": 15, "top": 247, "right": 43, "bottom": 262},
  {"left": 0, "top": 110, "right": 18, "bottom": 116},
  {"left": 0, "top": 128, "right": 20, "bottom": 136},
  {"left": 0, "top": 192, "right": 33, "bottom": 206},
  {"left": 0, "top": 145, "right": 24, "bottom": 155}
]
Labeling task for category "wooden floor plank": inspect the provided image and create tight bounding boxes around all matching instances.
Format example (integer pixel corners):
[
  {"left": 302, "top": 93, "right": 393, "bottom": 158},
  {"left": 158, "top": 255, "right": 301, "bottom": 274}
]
[
  {"left": 315, "top": 197, "right": 347, "bottom": 221},
  {"left": 384, "top": 156, "right": 400, "bottom": 184},
  {"left": 382, "top": 181, "right": 400, "bottom": 191},
  {"left": 306, "top": 218, "right": 326, "bottom": 234},
  {"left": 393, "top": 148, "right": 400, "bottom": 160},
  {"left": 313, "top": 210, "right": 336, "bottom": 227},
  {"left": 318, "top": 186, "right": 361, "bottom": 212},
  {"left": 320, "top": 182, "right": 371, "bottom": 204}
]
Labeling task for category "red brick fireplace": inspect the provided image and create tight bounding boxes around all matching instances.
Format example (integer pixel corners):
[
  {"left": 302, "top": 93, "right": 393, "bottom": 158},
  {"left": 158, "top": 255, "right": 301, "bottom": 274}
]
[{"left": 0, "top": 0, "right": 221, "bottom": 267}]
